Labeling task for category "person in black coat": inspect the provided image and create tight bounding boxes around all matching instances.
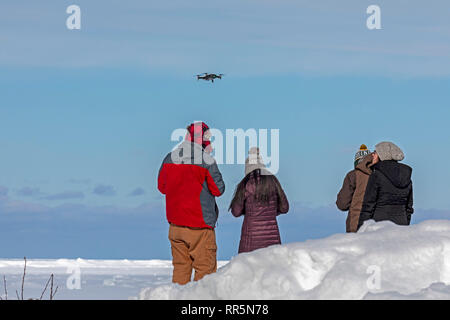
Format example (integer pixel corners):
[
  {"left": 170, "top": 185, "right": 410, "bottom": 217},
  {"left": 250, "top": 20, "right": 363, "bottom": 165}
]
[{"left": 358, "top": 142, "right": 414, "bottom": 229}]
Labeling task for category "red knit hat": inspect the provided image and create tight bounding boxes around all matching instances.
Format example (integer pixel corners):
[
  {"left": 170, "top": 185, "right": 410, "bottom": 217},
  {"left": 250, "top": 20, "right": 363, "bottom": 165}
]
[{"left": 185, "top": 122, "right": 212, "bottom": 153}]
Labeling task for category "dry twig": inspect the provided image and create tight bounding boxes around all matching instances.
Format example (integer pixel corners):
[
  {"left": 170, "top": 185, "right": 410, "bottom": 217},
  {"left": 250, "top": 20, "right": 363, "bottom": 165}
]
[
  {"left": 20, "top": 257, "right": 27, "bottom": 300},
  {"left": 39, "top": 274, "right": 53, "bottom": 300},
  {"left": 49, "top": 274, "right": 58, "bottom": 300},
  {"left": 3, "top": 257, "right": 58, "bottom": 301},
  {"left": 2, "top": 275, "right": 7, "bottom": 300}
]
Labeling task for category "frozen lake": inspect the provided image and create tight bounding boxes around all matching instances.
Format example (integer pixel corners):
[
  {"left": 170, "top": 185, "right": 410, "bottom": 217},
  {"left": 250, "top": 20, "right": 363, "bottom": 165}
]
[{"left": 0, "top": 258, "right": 229, "bottom": 300}]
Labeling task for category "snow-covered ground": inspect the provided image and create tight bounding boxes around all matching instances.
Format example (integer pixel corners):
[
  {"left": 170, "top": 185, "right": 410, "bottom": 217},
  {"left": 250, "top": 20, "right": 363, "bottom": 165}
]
[
  {"left": 2, "top": 220, "right": 450, "bottom": 300},
  {"left": 0, "top": 258, "right": 228, "bottom": 300},
  {"left": 141, "top": 220, "right": 450, "bottom": 300}
]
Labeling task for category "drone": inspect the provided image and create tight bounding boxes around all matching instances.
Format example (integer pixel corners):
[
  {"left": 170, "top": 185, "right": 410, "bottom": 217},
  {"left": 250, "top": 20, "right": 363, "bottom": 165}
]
[{"left": 196, "top": 73, "right": 224, "bottom": 83}]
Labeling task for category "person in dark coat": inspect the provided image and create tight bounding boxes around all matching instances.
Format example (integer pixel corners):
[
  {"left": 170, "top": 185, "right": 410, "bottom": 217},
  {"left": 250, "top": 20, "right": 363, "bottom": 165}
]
[
  {"left": 229, "top": 147, "right": 289, "bottom": 254},
  {"left": 358, "top": 142, "right": 414, "bottom": 230}
]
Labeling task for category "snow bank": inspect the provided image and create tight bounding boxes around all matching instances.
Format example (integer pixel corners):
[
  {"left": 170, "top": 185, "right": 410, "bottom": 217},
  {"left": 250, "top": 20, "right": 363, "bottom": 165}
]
[{"left": 139, "top": 220, "right": 450, "bottom": 300}]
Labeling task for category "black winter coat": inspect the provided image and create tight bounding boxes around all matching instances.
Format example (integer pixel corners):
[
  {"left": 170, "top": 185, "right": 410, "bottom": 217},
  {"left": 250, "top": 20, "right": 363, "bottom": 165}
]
[{"left": 358, "top": 160, "right": 413, "bottom": 229}]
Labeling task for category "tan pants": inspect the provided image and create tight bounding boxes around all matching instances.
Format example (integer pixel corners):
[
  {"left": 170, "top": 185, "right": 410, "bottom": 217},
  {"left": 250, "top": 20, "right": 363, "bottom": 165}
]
[{"left": 168, "top": 224, "right": 217, "bottom": 285}]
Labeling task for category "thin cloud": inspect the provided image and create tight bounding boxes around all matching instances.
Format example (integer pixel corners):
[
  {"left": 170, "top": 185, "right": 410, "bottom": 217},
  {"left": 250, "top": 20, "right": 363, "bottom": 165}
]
[
  {"left": 129, "top": 187, "right": 146, "bottom": 197},
  {"left": 0, "top": 186, "right": 8, "bottom": 197},
  {"left": 41, "top": 191, "right": 85, "bottom": 201},
  {"left": 16, "top": 187, "right": 43, "bottom": 197},
  {"left": 93, "top": 185, "right": 116, "bottom": 196},
  {"left": 1, "top": 1, "right": 449, "bottom": 77}
]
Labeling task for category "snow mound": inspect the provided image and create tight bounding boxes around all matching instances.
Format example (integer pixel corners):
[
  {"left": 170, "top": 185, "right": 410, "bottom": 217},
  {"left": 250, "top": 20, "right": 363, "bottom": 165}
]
[{"left": 139, "top": 220, "right": 450, "bottom": 300}]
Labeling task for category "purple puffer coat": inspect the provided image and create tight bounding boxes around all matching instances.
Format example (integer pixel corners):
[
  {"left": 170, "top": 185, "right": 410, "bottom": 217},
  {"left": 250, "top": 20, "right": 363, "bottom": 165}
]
[{"left": 231, "top": 175, "right": 289, "bottom": 254}]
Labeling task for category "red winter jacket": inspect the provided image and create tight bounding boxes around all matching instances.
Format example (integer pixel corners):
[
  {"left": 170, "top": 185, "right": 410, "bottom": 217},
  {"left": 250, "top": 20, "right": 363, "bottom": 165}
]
[{"left": 158, "top": 141, "right": 225, "bottom": 229}]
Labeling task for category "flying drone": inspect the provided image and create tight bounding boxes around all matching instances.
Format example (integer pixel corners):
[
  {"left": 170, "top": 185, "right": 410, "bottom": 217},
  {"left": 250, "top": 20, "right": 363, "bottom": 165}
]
[{"left": 196, "top": 73, "right": 224, "bottom": 83}]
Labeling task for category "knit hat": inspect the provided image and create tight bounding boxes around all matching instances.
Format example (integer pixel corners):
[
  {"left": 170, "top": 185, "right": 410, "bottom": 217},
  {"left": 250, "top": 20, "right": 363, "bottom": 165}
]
[
  {"left": 354, "top": 144, "right": 371, "bottom": 168},
  {"left": 185, "top": 122, "right": 212, "bottom": 153},
  {"left": 375, "top": 141, "right": 404, "bottom": 161},
  {"left": 245, "top": 147, "right": 268, "bottom": 176}
]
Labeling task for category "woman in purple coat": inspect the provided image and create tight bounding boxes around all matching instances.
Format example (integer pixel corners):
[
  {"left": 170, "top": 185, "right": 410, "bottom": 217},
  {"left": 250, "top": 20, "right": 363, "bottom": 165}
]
[{"left": 229, "top": 147, "right": 289, "bottom": 254}]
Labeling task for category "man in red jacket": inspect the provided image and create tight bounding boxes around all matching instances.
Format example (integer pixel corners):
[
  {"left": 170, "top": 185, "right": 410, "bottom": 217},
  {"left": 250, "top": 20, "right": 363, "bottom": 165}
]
[{"left": 158, "top": 122, "right": 225, "bottom": 284}]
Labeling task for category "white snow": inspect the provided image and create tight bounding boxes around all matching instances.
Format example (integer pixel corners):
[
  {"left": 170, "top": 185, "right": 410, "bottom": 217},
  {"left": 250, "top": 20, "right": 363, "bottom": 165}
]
[
  {"left": 0, "top": 258, "right": 227, "bottom": 299},
  {"left": 2, "top": 220, "right": 450, "bottom": 300},
  {"left": 139, "top": 220, "right": 450, "bottom": 300}
]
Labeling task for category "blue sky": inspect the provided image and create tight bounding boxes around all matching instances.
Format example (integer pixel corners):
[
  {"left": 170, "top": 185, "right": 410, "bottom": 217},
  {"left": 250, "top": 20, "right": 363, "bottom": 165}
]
[{"left": 1, "top": 1, "right": 450, "bottom": 260}]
